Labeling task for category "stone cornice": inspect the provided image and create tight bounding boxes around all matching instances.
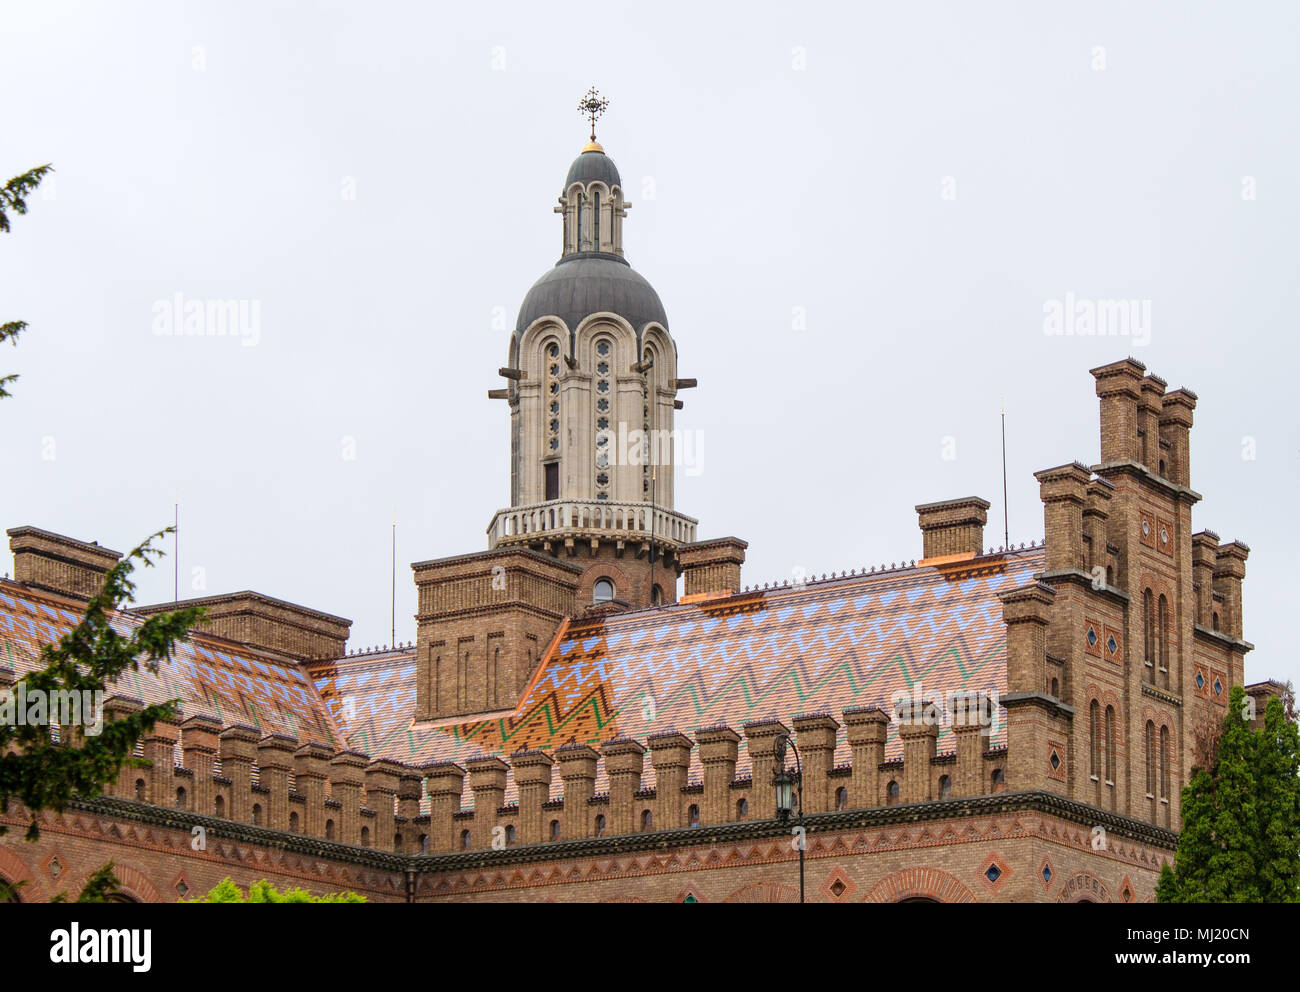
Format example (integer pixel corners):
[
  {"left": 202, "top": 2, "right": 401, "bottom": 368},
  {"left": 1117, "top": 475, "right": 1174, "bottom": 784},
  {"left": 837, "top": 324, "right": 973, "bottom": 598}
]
[
  {"left": 1036, "top": 568, "right": 1131, "bottom": 606},
  {"left": 1140, "top": 684, "right": 1183, "bottom": 708},
  {"left": 1193, "top": 624, "right": 1253, "bottom": 653},
  {"left": 1091, "top": 461, "right": 1202, "bottom": 506}
]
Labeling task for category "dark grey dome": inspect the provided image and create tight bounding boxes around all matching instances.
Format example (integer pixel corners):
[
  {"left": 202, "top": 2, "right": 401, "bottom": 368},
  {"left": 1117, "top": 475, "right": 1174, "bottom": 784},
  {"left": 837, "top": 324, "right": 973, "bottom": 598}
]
[
  {"left": 565, "top": 149, "right": 621, "bottom": 189},
  {"left": 516, "top": 254, "right": 668, "bottom": 337}
]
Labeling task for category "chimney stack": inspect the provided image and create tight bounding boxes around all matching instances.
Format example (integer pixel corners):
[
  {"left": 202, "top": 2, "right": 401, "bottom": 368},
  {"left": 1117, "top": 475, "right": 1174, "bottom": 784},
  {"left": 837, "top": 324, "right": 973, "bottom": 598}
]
[
  {"left": 915, "top": 497, "right": 990, "bottom": 561},
  {"left": 7, "top": 526, "right": 122, "bottom": 601}
]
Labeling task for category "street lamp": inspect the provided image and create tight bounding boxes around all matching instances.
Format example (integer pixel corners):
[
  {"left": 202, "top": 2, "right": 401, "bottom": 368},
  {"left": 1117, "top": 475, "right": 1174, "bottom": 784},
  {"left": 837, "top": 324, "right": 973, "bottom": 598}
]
[{"left": 773, "top": 733, "right": 805, "bottom": 903}]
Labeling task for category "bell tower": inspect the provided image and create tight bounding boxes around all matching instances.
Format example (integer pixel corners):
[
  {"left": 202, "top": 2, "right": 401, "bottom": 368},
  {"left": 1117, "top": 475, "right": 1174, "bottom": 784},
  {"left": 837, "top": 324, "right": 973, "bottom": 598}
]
[{"left": 486, "top": 90, "right": 699, "bottom": 610}]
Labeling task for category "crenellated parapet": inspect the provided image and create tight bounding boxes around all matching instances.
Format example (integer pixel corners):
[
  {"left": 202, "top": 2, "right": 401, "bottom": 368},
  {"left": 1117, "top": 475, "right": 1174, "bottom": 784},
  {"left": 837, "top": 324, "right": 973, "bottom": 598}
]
[
  {"left": 85, "top": 699, "right": 432, "bottom": 855},
  {"left": 397, "top": 709, "right": 1012, "bottom": 854}
]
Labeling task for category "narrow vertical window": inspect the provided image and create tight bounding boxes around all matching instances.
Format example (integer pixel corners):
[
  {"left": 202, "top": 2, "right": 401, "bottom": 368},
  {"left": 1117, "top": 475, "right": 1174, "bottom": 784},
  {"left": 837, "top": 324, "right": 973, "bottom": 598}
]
[
  {"left": 594, "top": 338, "right": 612, "bottom": 500},
  {"left": 1089, "top": 700, "right": 1100, "bottom": 777},
  {"left": 1105, "top": 706, "right": 1117, "bottom": 784},
  {"left": 1158, "top": 594, "right": 1171, "bottom": 687},
  {"left": 593, "top": 190, "right": 601, "bottom": 250},
  {"left": 1160, "top": 725, "right": 1170, "bottom": 799}
]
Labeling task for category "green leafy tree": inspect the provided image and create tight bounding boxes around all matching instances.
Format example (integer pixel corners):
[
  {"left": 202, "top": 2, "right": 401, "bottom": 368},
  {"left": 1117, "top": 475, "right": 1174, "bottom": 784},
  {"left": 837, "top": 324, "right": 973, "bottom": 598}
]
[
  {"left": 1159, "top": 685, "right": 1300, "bottom": 903},
  {"left": 182, "top": 878, "right": 366, "bottom": 903},
  {"left": 1, "top": 164, "right": 53, "bottom": 399},
  {"left": 1, "top": 861, "right": 126, "bottom": 903},
  {"left": 0, "top": 531, "right": 205, "bottom": 840}
]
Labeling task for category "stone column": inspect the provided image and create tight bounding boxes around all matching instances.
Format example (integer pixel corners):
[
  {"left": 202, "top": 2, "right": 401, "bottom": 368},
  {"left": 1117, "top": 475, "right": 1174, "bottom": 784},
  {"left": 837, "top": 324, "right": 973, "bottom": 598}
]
[
  {"left": 696, "top": 725, "right": 740, "bottom": 824},
  {"left": 328, "top": 750, "right": 369, "bottom": 845},
  {"left": 743, "top": 719, "right": 790, "bottom": 820},
  {"left": 293, "top": 742, "right": 333, "bottom": 838},
  {"left": 601, "top": 738, "right": 646, "bottom": 836},
  {"left": 256, "top": 733, "right": 297, "bottom": 832},
  {"left": 843, "top": 707, "right": 888, "bottom": 808},
  {"left": 218, "top": 724, "right": 259, "bottom": 823},
  {"left": 180, "top": 714, "right": 221, "bottom": 816},
  {"left": 143, "top": 716, "right": 181, "bottom": 807},
  {"left": 555, "top": 743, "right": 599, "bottom": 841},
  {"left": 647, "top": 732, "right": 693, "bottom": 830},
  {"left": 792, "top": 713, "right": 839, "bottom": 814},
  {"left": 467, "top": 756, "right": 509, "bottom": 844},
  {"left": 424, "top": 762, "right": 466, "bottom": 852},
  {"left": 510, "top": 749, "right": 554, "bottom": 845},
  {"left": 365, "top": 758, "right": 403, "bottom": 851},
  {"left": 896, "top": 700, "right": 940, "bottom": 803}
]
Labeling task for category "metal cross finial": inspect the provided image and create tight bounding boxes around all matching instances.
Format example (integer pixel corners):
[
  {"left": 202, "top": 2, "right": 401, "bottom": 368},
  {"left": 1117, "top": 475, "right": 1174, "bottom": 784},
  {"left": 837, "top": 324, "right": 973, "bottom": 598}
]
[{"left": 578, "top": 86, "right": 609, "bottom": 141}]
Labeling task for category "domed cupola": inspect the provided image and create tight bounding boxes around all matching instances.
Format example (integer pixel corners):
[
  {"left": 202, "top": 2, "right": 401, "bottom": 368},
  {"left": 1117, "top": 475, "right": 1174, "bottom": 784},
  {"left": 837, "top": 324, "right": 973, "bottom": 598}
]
[{"left": 489, "top": 90, "right": 698, "bottom": 614}]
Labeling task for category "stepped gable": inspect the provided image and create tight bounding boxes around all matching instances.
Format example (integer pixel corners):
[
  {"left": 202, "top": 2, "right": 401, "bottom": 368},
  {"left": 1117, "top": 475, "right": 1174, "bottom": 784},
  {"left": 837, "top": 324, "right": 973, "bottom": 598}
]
[
  {"left": 309, "top": 546, "right": 1044, "bottom": 799},
  {"left": 0, "top": 580, "right": 340, "bottom": 745}
]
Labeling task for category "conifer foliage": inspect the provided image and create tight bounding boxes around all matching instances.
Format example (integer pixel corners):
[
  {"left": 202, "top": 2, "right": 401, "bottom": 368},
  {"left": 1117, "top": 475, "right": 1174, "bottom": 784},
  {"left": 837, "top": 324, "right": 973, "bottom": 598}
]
[{"left": 1158, "top": 685, "right": 1300, "bottom": 902}]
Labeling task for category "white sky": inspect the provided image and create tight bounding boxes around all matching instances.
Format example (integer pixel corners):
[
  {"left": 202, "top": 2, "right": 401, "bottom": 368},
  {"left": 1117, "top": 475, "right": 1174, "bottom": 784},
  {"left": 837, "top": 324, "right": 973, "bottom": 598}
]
[{"left": 2, "top": 1, "right": 1296, "bottom": 691}]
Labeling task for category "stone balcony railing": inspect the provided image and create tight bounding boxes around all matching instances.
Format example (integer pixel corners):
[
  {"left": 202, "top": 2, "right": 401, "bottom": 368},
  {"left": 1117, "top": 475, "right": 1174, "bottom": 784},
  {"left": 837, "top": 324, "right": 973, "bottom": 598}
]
[{"left": 486, "top": 499, "right": 698, "bottom": 550}]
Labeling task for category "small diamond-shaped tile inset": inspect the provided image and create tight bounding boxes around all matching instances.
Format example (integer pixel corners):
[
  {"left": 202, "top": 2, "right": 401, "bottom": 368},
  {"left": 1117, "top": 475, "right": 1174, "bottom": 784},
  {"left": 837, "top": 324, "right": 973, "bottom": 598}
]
[
  {"left": 820, "top": 866, "right": 857, "bottom": 902},
  {"left": 980, "top": 852, "right": 1012, "bottom": 894},
  {"left": 1050, "top": 750, "right": 1061, "bottom": 771},
  {"left": 1119, "top": 875, "right": 1135, "bottom": 903},
  {"left": 1040, "top": 857, "right": 1055, "bottom": 890},
  {"left": 1213, "top": 678, "right": 1223, "bottom": 697},
  {"left": 1196, "top": 671, "right": 1206, "bottom": 690},
  {"left": 1106, "top": 634, "right": 1118, "bottom": 655},
  {"left": 1087, "top": 626, "right": 1098, "bottom": 647}
]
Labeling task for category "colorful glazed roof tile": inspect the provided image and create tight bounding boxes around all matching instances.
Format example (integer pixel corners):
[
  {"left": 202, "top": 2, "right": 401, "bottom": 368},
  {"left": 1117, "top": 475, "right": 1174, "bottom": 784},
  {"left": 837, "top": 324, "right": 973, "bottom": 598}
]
[
  {"left": 0, "top": 581, "right": 340, "bottom": 746},
  {"left": 2, "top": 545, "right": 1045, "bottom": 806},
  {"left": 309, "top": 547, "right": 1045, "bottom": 800}
]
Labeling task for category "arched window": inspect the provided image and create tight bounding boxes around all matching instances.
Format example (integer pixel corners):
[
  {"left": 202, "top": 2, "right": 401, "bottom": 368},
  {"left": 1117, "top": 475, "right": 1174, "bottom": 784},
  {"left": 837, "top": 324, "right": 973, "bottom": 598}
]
[
  {"left": 593, "top": 338, "right": 613, "bottom": 500},
  {"left": 550, "top": 819, "right": 561, "bottom": 841},
  {"left": 1158, "top": 594, "right": 1171, "bottom": 687},
  {"left": 735, "top": 798, "right": 749, "bottom": 820},
  {"left": 252, "top": 804, "right": 263, "bottom": 826},
  {"left": 460, "top": 829, "right": 471, "bottom": 850},
  {"left": 419, "top": 834, "right": 429, "bottom": 854},
  {"left": 1212, "top": 611, "right": 1220, "bottom": 632},
  {"left": 1142, "top": 588, "right": 1155, "bottom": 678},
  {"left": 505, "top": 824, "right": 516, "bottom": 845},
  {"left": 990, "top": 769, "right": 1005, "bottom": 793},
  {"left": 325, "top": 819, "right": 335, "bottom": 840},
  {"left": 887, "top": 780, "right": 900, "bottom": 804},
  {"left": 593, "top": 578, "right": 615, "bottom": 604},
  {"left": 594, "top": 814, "right": 606, "bottom": 836},
  {"left": 1105, "top": 706, "right": 1117, "bottom": 785},
  {"left": 688, "top": 804, "right": 700, "bottom": 827},
  {"left": 1050, "top": 677, "right": 1059, "bottom": 698},
  {"left": 175, "top": 786, "right": 187, "bottom": 809},
  {"left": 214, "top": 794, "right": 226, "bottom": 818},
  {"left": 289, "top": 811, "right": 299, "bottom": 833},
  {"left": 593, "top": 189, "right": 601, "bottom": 249},
  {"left": 640, "top": 809, "right": 654, "bottom": 831},
  {"left": 543, "top": 339, "right": 562, "bottom": 500},
  {"left": 1145, "top": 721, "right": 1157, "bottom": 796},
  {"left": 939, "top": 775, "right": 952, "bottom": 800},
  {"left": 652, "top": 584, "right": 664, "bottom": 606},
  {"left": 835, "top": 786, "right": 848, "bottom": 810},
  {"left": 1160, "top": 725, "right": 1171, "bottom": 800},
  {"left": 1089, "top": 700, "right": 1101, "bottom": 778},
  {"left": 134, "top": 778, "right": 147, "bottom": 801}
]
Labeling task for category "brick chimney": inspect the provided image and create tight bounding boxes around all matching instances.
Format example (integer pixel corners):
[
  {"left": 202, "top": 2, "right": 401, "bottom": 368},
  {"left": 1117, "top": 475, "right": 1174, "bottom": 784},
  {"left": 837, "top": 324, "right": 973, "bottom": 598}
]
[
  {"left": 136, "top": 591, "right": 351, "bottom": 661},
  {"left": 915, "top": 497, "right": 990, "bottom": 562},
  {"left": 678, "top": 537, "right": 747, "bottom": 602},
  {"left": 7, "top": 526, "right": 122, "bottom": 600}
]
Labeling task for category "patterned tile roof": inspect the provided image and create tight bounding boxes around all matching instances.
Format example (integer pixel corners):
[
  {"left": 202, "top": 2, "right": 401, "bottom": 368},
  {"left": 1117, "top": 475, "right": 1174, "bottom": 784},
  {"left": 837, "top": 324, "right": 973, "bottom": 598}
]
[
  {"left": 0, "top": 581, "right": 340, "bottom": 746},
  {"left": 309, "top": 547, "right": 1046, "bottom": 801}
]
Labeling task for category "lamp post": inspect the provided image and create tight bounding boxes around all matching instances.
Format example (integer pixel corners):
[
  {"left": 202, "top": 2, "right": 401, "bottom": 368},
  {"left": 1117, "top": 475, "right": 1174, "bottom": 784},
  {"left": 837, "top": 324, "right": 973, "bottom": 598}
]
[{"left": 773, "top": 733, "right": 805, "bottom": 903}]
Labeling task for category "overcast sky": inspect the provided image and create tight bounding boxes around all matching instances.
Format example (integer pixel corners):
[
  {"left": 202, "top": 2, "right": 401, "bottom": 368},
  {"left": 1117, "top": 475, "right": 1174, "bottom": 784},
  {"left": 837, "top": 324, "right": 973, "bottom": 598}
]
[{"left": 2, "top": 1, "right": 1296, "bottom": 690}]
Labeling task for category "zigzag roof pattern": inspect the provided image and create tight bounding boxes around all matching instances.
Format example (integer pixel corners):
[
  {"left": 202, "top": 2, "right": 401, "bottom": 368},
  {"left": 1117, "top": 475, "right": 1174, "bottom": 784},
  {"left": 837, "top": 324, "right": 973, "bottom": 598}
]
[
  {"left": 309, "top": 547, "right": 1045, "bottom": 799},
  {"left": 0, "top": 581, "right": 341, "bottom": 746}
]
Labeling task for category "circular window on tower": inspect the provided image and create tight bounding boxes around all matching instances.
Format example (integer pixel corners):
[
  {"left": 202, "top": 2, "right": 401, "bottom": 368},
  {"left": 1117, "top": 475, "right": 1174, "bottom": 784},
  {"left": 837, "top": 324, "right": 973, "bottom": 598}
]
[{"left": 593, "top": 578, "right": 615, "bottom": 604}]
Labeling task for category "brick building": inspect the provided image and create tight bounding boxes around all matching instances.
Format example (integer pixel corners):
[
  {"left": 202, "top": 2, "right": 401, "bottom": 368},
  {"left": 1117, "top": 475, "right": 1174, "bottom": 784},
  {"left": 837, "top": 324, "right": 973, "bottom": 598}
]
[{"left": 0, "top": 126, "right": 1276, "bottom": 903}]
